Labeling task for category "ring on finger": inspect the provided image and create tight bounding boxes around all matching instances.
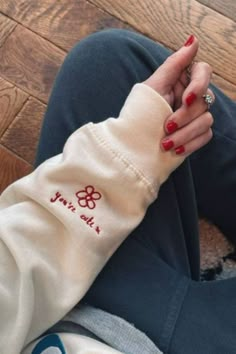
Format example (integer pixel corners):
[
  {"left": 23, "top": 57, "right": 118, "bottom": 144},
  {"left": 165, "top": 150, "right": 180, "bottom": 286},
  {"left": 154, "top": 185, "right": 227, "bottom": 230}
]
[{"left": 202, "top": 93, "right": 214, "bottom": 110}]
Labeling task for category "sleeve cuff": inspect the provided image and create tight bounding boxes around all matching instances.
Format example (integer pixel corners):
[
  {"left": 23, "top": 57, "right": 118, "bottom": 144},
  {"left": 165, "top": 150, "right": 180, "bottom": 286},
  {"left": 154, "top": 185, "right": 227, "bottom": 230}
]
[{"left": 92, "top": 83, "right": 185, "bottom": 190}]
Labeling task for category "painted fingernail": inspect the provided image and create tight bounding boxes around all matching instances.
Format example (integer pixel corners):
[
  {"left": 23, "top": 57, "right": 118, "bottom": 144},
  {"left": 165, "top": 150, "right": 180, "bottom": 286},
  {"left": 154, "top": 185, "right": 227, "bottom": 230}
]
[
  {"left": 184, "top": 35, "right": 195, "bottom": 47},
  {"left": 186, "top": 92, "right": 197, "bottom": 106},
  {"left": 166, "top": 121, "right": 178, "bottom": 134},
  {"left": 175, "top": 145, "right": 185, "bottom": 155},
  {"left": 162, "top": 139, "right": 174, "bottom": 151}
]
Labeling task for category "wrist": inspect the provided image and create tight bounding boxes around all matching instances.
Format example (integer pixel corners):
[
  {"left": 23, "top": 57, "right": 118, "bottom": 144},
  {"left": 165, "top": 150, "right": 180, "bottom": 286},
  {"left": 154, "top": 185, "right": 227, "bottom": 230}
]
[
  {"left": 143, "top": 81, "right": 174, "bottom": 107},
  {"left": 93, "top": 84, "right": 184, "bottom": 189}
]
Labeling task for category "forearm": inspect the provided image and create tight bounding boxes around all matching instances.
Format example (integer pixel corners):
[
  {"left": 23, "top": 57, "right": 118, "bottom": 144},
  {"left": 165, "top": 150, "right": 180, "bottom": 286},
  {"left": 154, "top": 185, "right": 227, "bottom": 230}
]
[{"left": 0, "top": 83, "right": 184, "bottom": 353}]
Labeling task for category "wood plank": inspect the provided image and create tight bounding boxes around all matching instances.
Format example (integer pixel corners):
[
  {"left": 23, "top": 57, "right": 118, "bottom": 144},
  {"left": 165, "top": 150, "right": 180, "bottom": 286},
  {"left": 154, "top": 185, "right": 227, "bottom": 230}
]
[
  {"left": 89, "top": 0, "right": 236, "bottom": 85},
  {"left": 212, "top": 74, "right": 236, "bottom": 101},
  {"left": 0, "top": 77, "right": 28, "bottom": 138},
  {"left": 0, "top": 25, "right": 65, "bottom": 103},
  {"left": 0, "top": 145, "right": 32, "bottom": 194},
  {"left": 197, "top": 0, "right": 236, "bottom": 22},
  {"left": 1, "top": 97, "right": 46, "bottom": 165},
  {"left": 0, "top": 12, "right": 16, "bottom": 47},
  {"left": 0, "top": 0, "right": 131, "bottom": 52}
]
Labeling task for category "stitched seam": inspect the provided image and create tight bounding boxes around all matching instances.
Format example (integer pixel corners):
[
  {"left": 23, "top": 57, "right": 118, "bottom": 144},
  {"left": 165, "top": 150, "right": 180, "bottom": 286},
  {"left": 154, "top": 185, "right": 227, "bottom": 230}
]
[
  {"left": 213, "top": 129, "right": 236, "bottom": 144},
  {"left": 160, "top": 278, "right": 190, "bottom": 353},
  {"left": 87, "top": 124, "right": 156, "bottom": 198},
  {"left": 190, "top": 129, "right": 236, "bottom": 161}
]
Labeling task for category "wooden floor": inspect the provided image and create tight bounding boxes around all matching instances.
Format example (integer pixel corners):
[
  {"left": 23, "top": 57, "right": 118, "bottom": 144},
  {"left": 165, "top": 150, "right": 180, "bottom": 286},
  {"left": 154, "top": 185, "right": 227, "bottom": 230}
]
[{"left": 0, "top": 0, "right": 236, "bottom": 193}]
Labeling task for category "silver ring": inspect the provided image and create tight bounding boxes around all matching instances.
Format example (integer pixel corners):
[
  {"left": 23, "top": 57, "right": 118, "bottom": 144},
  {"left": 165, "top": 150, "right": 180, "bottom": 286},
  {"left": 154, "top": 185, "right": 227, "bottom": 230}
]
[{"left": 203, "top": 94, "right": 214, "bottom": 110}]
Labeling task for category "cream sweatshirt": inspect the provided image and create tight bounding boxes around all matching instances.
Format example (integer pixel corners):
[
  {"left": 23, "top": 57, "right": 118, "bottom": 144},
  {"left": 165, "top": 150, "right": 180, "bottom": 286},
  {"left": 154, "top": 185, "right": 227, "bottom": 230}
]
[{"left": 0, "top": 84, "right": 184, "bottom": 354}]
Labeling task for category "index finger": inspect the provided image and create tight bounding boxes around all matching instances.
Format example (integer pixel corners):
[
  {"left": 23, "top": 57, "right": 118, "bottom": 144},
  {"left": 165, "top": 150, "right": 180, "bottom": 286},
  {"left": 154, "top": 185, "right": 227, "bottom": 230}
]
[{"left": 182, "top": 61, "right": 213, "bottom": 107}]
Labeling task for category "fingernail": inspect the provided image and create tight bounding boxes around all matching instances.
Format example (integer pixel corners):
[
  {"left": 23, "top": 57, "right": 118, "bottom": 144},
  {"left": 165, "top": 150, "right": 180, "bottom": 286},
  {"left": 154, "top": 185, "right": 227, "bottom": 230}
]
[
  {"left": 175, "top": 145, "right": 185, "bottom": 155},
  {"left": 166, "top": 121, "right": 178, "bottom": 134},
  {"left": 186, "top": 92, "right": 197, "bottom": 106},
  {"left": 184, "top": 35, "right": 195, "bottom": 47},
  {"left": 162, "top": 139, "right": 174, "bottom": 151}
]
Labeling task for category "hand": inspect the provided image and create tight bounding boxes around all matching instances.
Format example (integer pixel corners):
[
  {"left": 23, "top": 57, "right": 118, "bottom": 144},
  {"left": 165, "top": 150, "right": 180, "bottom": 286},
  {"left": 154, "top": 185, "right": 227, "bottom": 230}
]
[
  {"left": 161, "top": 60, "right": 215, "bottom": 156},
  {"left": 143, "top": 34, "right": 199, "bottom": 109},
  {"left": 143, "top": 35, "right": 215, "bottom": 156}
]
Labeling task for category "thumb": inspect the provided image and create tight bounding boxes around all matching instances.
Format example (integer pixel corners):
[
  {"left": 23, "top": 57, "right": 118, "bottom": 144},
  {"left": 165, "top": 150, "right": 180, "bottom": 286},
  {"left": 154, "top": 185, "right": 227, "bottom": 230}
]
[{"left": 146, "top": 35, "right": 199, "bottom": 91}]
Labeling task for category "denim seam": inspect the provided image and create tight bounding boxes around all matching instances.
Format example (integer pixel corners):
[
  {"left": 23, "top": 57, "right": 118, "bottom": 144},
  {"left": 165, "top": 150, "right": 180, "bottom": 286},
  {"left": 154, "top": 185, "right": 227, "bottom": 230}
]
[
  {"left": 213, "top": 129, "right": 236, "bottom": 144},
  {"left": 190, "top": 128, "right": 236, "bottom": 162},
  {"left": 160, "top": 278, "right": 190, "bottom": 353}
]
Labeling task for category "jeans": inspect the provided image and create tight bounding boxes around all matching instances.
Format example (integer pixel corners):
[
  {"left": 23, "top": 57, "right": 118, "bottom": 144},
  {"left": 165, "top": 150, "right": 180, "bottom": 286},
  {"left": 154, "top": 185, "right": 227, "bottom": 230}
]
[{"left": 35, "top": 29, "right": 236, "bottom": 353}]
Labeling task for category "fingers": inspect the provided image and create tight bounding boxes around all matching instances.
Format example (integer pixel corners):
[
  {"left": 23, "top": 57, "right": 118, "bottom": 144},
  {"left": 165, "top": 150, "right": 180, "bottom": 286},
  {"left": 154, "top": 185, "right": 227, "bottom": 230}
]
[
  {"left": 165, "top": 88, "right": 215, "bottom": 134},
  {"left": 182, "top": 61, "right": 213, "bottom": 106},
  {"left": 202, "top": 89, "right": 215, "bottom": 111},
  {"left": 177, "top": 129, "right": 213, "bottom": 157},
  {"left": 164, "top": 60, "right": 214, "bottom": 134},
  {"left": 144, "top": 35, "right": 199, "bottom": 92},
  {"left": 173, "top": 80, "right": 186, "bottom": 111},
  {"left": 161, "top": 35, "right": 199, "bottom": 85},
  {"left": 158, "top": 42, "right": 214, "bottom": 157},
  {"left": 161, "top": 111, "right": 214, "bottom": 155}
]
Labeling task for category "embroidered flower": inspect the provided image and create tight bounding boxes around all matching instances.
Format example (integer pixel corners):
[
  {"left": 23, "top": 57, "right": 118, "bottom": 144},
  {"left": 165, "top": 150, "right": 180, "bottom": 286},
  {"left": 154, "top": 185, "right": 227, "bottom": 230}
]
[{"left": 76, "top": 185, "right": 101, "bottom": 209}]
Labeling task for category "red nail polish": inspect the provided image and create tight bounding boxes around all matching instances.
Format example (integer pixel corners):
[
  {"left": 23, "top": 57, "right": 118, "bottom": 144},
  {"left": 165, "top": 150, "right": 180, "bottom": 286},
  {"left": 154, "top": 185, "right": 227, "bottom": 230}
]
[
  {"left": 166, "top": 121, "right": 178, "bottom": 134},
  {"left": 162, "top": 139, "right": 174, "bottom": 151},
  {"left": 175, "top": 145, "right": 185, "bottom": 155},
  {"left": 186, "top": 92, "right": 197, "bottom": 106},
  {"left": 184, "top": 35, "right": 195, "bottom": 47}
]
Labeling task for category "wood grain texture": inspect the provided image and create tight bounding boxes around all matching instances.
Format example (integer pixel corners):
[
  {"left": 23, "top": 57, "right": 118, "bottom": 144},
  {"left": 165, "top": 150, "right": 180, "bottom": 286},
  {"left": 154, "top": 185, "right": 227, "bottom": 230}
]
[
  {"left": 0, "top": 145, "right": 32, "bottom": 194},
  {"left": 0, "top": 12, "right": 16, "bottom": 47},
  {"left": 89, "top": 0, "right": 236, "bottom": 85},
  {"left": 212, "top": 74, "right": 236, "bottom": 101},
  {"left": 0, "top": 77, "right": 28, "bottom": 137},
  {"left": 0, "top": 25, "right": 65, "bottom": 103},
  {"left": 197, "top": 0, "right": 236, "bottom": 22},
  {"left": 1, "top": 97, "right": 46, "bottom": 165},
  {"left": 0, "top": 0, "right": 131, "bottom": 51}
]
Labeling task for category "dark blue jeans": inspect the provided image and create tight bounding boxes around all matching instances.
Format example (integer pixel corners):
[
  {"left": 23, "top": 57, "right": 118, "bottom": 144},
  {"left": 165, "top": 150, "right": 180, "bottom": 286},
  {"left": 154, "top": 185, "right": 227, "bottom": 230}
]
[{"left": 35, "top": 29, "right": 236, "bottom": 353}]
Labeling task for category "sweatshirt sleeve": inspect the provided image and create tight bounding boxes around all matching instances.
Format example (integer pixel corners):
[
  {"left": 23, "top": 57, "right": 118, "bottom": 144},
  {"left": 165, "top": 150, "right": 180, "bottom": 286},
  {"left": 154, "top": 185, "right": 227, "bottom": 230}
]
[{"left": 0, "top": 83, "right": 184, "bottom": 353}]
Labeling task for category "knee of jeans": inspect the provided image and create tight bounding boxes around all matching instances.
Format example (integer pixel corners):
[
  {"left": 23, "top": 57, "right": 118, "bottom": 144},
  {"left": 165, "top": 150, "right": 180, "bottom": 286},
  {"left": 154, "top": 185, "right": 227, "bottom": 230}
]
[
  {"left": 66, "top": 28, "right": 136, "bottom": 65},
  {"left": 77, "top": 28, "right": 134, "bottom": 49},
  {"left": 91, "top": 28, "right": 135, "bottom": 41}
]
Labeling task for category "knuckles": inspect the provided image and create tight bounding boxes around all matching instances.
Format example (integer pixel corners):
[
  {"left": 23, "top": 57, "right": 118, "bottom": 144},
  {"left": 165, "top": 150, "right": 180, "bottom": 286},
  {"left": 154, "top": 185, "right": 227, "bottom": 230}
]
[
  {"left": 205, "top": 112, "right": 214, "bottom": 127},
  {"left": 207, "top": 128, "right": 213, "bottom": 141},
  {"left": 198, "top": 62, "right": 213, "bottom": 76}
]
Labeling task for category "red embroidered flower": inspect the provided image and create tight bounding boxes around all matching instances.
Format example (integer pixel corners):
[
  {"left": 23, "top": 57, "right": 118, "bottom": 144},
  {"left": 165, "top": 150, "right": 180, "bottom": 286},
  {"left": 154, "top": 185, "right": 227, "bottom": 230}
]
[{"left": 76, "top": 185, "right": 101, "bottom": 209}]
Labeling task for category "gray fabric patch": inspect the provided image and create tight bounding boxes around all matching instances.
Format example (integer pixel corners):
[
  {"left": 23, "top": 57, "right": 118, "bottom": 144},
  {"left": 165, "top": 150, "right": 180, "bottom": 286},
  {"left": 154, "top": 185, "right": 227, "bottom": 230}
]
[{"left": 61, "top": 304, "right": 162, "bottom": 354}]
